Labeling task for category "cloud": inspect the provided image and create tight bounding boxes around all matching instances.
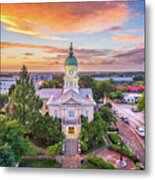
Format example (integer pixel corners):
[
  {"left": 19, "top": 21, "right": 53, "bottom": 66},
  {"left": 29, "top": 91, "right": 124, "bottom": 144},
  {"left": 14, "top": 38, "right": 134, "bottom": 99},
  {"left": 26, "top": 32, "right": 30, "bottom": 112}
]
[
  {"left": 1, "top": 41, "right": 144, "bottom": 71},
  {"left": 24, "top": 52, "right": 34, "bottom": 56},
  {"left": 112, "top": 34, "right": 143, "bottom": 44},
  {"left": 1, "top": 2, "right": 130, "bottom": 36}
]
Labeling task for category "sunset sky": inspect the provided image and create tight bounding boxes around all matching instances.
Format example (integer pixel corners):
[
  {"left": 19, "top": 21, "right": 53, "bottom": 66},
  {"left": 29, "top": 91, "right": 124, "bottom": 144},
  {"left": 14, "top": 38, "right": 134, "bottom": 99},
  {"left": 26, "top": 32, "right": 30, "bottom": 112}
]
[{"left": 1, "top": 0, "right": 145, "bottom": 72}]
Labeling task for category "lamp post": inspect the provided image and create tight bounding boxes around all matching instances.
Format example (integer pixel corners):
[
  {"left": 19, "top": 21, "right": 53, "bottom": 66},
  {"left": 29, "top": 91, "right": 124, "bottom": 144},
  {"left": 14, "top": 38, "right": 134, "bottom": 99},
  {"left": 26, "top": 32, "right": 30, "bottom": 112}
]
[{"left": 115, "top": 127, "right": 127, "bottom": 168}]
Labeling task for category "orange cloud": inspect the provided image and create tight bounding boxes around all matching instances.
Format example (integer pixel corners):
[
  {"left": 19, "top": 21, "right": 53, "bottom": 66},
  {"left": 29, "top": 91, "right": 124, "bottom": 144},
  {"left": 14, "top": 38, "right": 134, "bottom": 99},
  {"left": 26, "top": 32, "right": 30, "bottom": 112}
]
[
  {"left": 112, "top": 34, "right": 143, "bottom": 43},
  {"left": 1, "top": 2, "right": 130, "bottom": 36}
]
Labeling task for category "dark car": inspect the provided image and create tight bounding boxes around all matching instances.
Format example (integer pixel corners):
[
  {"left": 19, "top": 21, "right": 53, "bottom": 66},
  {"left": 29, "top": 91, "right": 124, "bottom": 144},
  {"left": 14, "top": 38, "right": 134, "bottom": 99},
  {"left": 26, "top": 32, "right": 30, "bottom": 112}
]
[{"left": 122, "top": 116, "right": 129, "bottom": 124}]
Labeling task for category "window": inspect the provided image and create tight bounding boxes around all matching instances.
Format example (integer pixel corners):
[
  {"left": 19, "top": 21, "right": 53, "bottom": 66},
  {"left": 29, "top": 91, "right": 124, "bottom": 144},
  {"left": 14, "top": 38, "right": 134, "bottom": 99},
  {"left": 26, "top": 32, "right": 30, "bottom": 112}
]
[
  {"left": 68, "top": 110, "right": 75, "bottom": 118},
  {"left": 85, "top": 110, "right": 89, "bottom": 117},
  {"left": 53, "top": 110, "right": 58, "bottom": 118}
]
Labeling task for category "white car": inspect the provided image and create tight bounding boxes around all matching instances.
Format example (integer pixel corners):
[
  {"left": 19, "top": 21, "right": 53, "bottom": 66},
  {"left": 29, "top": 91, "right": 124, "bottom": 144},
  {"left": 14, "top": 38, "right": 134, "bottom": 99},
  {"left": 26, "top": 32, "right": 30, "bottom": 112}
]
[{"left": 135, "top": 127, "right": 145, "bottom": 138}]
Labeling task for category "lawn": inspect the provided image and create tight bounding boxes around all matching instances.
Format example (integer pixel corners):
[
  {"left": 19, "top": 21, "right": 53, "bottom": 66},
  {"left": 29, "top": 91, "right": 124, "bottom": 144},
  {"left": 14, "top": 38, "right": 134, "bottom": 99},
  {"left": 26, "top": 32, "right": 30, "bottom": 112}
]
[
  {"left": 25, "top": 142, "right": 42, "bottom": 156},
  {"left": 19, "top": 158, "right": 62, "bottom": 168}
]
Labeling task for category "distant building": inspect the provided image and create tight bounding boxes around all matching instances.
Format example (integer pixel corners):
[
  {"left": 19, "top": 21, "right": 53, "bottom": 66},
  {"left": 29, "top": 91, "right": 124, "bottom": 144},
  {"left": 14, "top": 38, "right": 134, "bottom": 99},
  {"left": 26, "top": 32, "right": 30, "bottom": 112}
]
[
  {"left": 0, "top": 74, "right": 52, "bottom": 94},
  {"left": 30, "top": 73, "right": 52, "bottom": 83},
  {"left": 93, "top": 76, "right": 133, "bottom": 85},
  {"left": 123, "top": 93, "right": 142, "bottom": 103},
  {"left": 0, "top": 76, "right": 19, "bottom": 94}
]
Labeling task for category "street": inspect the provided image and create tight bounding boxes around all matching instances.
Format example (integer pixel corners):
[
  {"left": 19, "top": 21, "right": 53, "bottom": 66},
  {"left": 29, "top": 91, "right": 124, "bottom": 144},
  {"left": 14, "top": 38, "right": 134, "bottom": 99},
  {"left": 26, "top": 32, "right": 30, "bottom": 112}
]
[
  {"left": 111, "top": 102, "right": 145, "bottom": 164},
  {"left": 112, "top": 103, "right": 144, "bottom": 129}
]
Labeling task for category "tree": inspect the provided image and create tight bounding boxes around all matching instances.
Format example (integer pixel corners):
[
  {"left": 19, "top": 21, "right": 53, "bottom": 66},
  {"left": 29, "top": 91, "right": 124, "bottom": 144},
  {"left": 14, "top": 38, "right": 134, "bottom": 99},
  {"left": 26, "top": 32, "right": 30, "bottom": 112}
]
[
  {"left": 95, "top": 81, "right": 115, "bottom": 102},
  {"left": 137, "top": 92, "right": 145, "bottom": 111},
  {"left": 0, "top": 116, "right": 29, "bottom": 166},
  {"left": 79, "top": 76, "right": 95, "bottom": 88},
  {"left": 8, "top": 65, "right": 43, "bottom": 130},
  {"left": 0, "top": 94, "right": 8, "bottom": 109},
  {"left": 80, "top": 112, "right": 107, "bottom": 153},
  {"left": 32, "top": 113, "right": 65, "bottom": 146},
  {"left": 8, "top": 84, "right": 16, "bottom": 95},
  {"left": 110, "top": 90, "right": 123, "bottom": 100},
  {"left": 40, "top": 79, "right": 63, "bottom": 89},
  {"left": 99, "top": 106, "right": 116, "bottom": 126},
  {"left": 47, "top": 142, "right": 62, "bottom": 160}
]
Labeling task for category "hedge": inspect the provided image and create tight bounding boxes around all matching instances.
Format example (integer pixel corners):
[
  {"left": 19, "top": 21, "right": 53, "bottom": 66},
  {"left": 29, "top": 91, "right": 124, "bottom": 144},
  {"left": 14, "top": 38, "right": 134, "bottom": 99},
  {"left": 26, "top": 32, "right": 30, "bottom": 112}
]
[
  {"left": 81, "top": 155, "right": 115, "bottom": 169},
  {"left": 108, "top": 133, "right": 121, "bottom": 144},
  {"left": 108, "top": 144, "right": 138, "bottom": 162}
]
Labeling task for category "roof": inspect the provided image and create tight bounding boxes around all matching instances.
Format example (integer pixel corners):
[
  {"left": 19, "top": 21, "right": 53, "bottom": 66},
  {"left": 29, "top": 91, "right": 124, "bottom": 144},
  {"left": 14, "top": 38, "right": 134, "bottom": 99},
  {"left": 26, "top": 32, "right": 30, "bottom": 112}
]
[
  {"left": 93, "top": 77, "right": 133, "bottom": 82},
  {"left": 36, "top": 88, "right": 62, "bottom": 99},
  {"left": 116, "top": 85, "right": 145, "bottom": 92},
  {"left": 65, "top": 42, "right": 78, "bottom": 66},
  {"left": 36, "top": 88, "right": 96, "bottom": 106}
]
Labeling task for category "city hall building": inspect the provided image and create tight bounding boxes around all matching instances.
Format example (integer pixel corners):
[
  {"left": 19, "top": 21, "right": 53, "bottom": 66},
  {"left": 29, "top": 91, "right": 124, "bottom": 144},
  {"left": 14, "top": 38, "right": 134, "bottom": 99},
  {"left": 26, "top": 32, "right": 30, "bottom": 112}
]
[{"left": 37, "top": 43, "right": 96, "bottom": 152}]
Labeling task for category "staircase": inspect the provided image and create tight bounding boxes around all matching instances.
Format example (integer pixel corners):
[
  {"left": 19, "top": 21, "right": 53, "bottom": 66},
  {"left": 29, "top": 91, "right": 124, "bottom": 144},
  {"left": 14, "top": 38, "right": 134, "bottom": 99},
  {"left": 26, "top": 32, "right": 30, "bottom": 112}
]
[{"left": 63, "top": 139, "right": 79, "bottom": 155}]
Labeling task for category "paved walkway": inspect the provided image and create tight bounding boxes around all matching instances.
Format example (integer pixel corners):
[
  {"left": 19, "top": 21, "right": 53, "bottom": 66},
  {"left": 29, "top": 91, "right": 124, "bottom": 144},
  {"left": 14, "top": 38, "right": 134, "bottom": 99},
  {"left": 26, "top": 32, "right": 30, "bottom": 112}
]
[
  {"left": 24, "top": 141, "right": 136, "bottom": 169},
  {"left": 95, "top": 149, "right": 136, "bottom": 170},
  {"left": 64, "top": 139, "right": 78, "bottom": 155}
]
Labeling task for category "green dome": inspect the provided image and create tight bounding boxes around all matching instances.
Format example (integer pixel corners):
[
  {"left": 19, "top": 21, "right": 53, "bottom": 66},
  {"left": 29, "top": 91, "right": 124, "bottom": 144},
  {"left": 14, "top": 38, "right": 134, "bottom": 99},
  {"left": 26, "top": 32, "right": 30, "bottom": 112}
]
[
  {"left": 65, "top": 56, "right": 77, "bottom": 66},
  {"left": 65, "top": 42, "right": 78, "bottom": 66}
]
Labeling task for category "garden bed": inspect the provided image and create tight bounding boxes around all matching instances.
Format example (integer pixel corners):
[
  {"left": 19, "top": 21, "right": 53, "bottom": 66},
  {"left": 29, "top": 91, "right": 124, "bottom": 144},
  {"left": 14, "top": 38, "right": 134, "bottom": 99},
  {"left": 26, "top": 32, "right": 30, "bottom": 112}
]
[{"left": 19, "top": 158, "right": 62, "bottom": 168}]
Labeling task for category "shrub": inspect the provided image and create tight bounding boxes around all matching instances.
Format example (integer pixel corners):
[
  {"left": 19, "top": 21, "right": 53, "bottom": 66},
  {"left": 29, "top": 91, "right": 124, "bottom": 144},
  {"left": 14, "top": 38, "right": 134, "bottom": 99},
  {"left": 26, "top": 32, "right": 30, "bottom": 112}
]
[
  {"left": 19, "top": 158, "right": 62, "bottom": 168},
  {"left": 104, "top": 102, "right": 112, "bottom": 109},
  {"left": 81, "top": 156, "right": 115, "bottom": 169},
  {"left": 108, "top": 133, "right": 121, "bottom": 144},
  {"left": 108, "top": 126, "right": 117, "bottom": 132},
  {"left": 108, "top": 144, "right": 138, "bottom": 162}
]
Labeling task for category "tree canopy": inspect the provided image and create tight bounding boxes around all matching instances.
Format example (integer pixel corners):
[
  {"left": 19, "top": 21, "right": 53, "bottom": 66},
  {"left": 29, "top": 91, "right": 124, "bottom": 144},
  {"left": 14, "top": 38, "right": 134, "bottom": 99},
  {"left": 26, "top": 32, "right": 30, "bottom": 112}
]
[
  {"left": 137, "top": 92, "right": 145, "bottom": 111},
  {"left": 8, "top": 65, "right": 43, "bottom": 131},
  {"left": 0, "top": 116, "right": 29, "bottom": 166}
]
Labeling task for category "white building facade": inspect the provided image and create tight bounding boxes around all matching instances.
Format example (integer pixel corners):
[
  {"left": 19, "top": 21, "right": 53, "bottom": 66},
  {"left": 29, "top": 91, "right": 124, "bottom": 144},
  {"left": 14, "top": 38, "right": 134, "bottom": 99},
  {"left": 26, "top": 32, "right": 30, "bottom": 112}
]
[{"left": 37, "top": 43, "right": 96, "bottom": 140}]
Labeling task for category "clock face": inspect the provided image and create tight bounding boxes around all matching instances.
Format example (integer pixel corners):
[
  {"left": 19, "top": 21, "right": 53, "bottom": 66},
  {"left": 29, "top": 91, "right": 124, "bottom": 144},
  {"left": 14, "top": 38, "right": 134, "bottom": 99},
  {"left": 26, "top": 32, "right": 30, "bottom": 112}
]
[{"left": 69, "top": 70, "right": 74, "bottom": 75}]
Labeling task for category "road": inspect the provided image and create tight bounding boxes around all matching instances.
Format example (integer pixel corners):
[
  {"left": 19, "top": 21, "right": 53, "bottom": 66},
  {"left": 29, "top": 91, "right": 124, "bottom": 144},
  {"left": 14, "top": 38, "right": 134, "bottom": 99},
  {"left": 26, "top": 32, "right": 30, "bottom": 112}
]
[
  {"left": 111, "top": 102, "right": 145, "bottom": 164},
  {"left": 112, "top": 103, "right": 144, "bottom": 129}
]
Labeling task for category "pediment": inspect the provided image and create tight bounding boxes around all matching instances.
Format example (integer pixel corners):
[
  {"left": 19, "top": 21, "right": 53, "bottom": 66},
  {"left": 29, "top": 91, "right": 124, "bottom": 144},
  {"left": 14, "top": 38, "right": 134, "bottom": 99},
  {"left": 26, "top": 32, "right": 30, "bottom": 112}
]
[{"left": 62, "top": 97, "right": 82, "bottom": 105}]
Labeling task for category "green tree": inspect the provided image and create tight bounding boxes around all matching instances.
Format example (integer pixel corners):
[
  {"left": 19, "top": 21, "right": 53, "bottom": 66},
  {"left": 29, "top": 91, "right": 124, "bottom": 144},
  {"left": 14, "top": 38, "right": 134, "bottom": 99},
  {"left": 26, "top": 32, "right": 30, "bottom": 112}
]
[
  {"left": 80, "top": 112, "right": 106, "bottom": 153},
  {"left": 0, "top": 94, "right": 8, "bottom": 109},
  {"left": 79, "top": 76, "right": 95, "bottom": 88},
  {"left": 32, "top": 113, "right": 65, "bottom": 146},
  {"left": 47, "top": 142, "right": 62, "bottom": 160},
  {"left": 0, "top": 144, "right": 15, "bottom": 167},
  {"left": 137, "top": 92, "right": 145, "bottom": 111},
  {"left": 8, "top": 65, "right": 43, "bottom": 130},
  {"left": 40, "top": 79, "right": 62, "bottom": 88},
  {"left": 0, "top": 116, "right": 29, "bottom": 166},
  {"left": 110, "top": 90, "right": 123, "bottom": 100},
  {"left": 99, "top": 106, "right": 116, "bottom": 126},
  {"left": 96, "top": 81, "right": 115, "bottom": 102}
]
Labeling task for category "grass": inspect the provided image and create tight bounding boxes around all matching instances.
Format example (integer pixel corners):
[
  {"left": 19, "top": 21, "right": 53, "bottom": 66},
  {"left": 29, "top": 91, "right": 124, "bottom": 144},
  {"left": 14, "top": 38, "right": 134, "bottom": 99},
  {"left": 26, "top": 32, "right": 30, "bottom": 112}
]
[
  {"left": 25, "top": 142, "right": 42, "bottom": 156},
  {"left": 19, "top": 158, "right": 62, "bottom": 168}
]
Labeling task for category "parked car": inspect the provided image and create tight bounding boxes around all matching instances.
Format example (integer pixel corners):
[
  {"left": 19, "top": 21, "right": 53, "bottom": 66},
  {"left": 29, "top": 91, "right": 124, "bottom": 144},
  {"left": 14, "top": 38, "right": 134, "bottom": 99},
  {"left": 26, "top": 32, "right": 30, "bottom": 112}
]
[
  {"left": 135, "top": 127, "right": 145, "bottom": 138},
  {"left": 121, "top": 116, "right": 129, "bottom": 124},
  {"left": 131, "top": 107, "right": 139, "bottom": 112},
  {"left": 117, "top": 113, "right": 123, "bottom": 119}
]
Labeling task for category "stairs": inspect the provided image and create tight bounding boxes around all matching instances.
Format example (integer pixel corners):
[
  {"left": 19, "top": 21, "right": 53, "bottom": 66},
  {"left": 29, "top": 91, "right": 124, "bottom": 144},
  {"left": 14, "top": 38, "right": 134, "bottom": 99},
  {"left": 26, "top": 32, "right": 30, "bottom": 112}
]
[{"left": 63, "top": 139, "right": 79, "bottom": 155}]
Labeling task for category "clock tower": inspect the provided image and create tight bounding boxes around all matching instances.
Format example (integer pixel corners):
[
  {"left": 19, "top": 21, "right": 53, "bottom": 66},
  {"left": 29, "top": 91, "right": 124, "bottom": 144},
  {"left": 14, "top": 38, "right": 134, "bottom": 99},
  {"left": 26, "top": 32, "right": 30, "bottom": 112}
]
[{"left": 64, "top": 43, "right": 79, "bottom": 94}]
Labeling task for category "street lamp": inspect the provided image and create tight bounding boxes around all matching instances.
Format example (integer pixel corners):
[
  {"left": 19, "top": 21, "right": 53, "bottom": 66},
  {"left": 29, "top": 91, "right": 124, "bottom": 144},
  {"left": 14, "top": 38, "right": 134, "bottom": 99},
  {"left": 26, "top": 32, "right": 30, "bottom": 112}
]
[{"left": 116, "top": 139, "right": 127, "bottom": 168}]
